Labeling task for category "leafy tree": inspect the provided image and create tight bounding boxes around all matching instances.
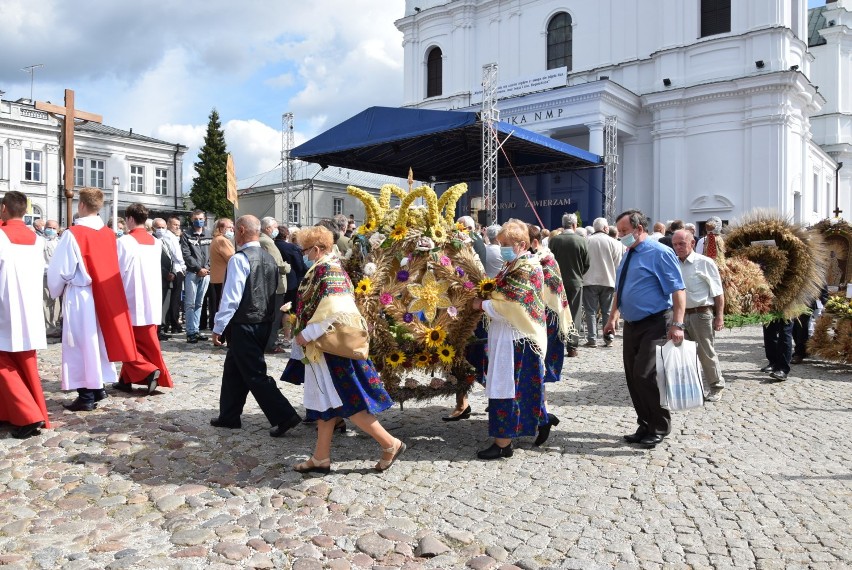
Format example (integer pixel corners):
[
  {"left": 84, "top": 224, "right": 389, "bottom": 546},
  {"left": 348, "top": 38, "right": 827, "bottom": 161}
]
[{"left": 188, "top": 108, "right": 231, "bottom": 219}]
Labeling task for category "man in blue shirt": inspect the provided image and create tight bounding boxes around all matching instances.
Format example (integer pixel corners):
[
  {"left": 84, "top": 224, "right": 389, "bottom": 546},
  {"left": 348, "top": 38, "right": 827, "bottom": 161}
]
[{"left": 603, "top": 209, "right": 685, "bottom": 448}]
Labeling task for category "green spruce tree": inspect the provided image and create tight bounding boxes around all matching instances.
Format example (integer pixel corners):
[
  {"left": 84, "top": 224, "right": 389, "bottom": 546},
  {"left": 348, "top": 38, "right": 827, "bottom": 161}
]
[{"left": 188, "top": 108, "right": 231, "bottom": 219}]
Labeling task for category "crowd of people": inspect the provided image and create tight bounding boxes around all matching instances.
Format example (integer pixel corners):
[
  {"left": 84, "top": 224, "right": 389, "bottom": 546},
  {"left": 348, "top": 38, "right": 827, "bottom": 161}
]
[{"left": 1, "top": 187, "right": 814, "bottom": 468}]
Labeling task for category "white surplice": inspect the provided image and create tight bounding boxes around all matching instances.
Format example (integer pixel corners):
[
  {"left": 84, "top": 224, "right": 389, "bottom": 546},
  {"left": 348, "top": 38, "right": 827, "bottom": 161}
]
[
  {"left": 117, "top": 233, "right": 163, "bottom": 326},
  {"left": 291, "top": 319, "right": 344, "bottom": 412},
  {"left": 482, "top": 300, "right": 521, "bottom": 400},
  {"left": 46, "top": 216, "right": 117, "bottom": 390},
  {"left": 0, "top": 231, "right": 46, "bottom": 352}
]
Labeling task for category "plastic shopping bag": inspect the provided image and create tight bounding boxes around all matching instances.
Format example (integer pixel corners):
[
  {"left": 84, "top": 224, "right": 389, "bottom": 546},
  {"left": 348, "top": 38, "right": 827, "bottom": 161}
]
[{"left": 655, "top": 339, "right": 704, "bottom": 411}]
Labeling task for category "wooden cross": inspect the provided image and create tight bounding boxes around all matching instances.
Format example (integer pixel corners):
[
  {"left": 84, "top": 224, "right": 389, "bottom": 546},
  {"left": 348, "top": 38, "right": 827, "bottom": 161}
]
[{"left": 36, "top": 89, "right": 103, "bottom": 225}]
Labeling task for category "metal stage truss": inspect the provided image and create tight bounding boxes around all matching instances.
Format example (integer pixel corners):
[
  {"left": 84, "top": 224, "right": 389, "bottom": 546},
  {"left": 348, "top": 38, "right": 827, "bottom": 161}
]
[
  {"left": 481, "top": 63, "right": 499, "bottom": 225},
  {"left": 604, "top": 116, "right": 618, "bottom": 222}
]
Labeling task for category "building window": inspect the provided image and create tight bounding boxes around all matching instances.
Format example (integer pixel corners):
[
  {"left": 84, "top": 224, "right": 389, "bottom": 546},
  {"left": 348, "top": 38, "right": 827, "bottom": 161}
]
[
  {"left": 426, "top": 47, "right": 442, "bottom": 98},
  {"left": 24, "top": 149, "right": 42, "bottom": 182},
  {"left": 333, "top": 198, "right": 344, "bottom": 216},
  {"left": 547, "top": 12, "right": 573, "bottom": 71},
  {"left": 155, "top": 168, "right": 168, "bottom": 196},
  {"left": 90, "top": 159, "right": 105, "bottom": 188},
  {"left": 74, "top": 157, "right": 85, "bottom": 187},
  {"left": 130, "top": 165, "right": 145, "bottom": 193},
  {"left": 700, "top": 0, "right": 731, "bottom": 37},
  {"left": 288, "top": 201, "right": 300, "bottom": 225}
]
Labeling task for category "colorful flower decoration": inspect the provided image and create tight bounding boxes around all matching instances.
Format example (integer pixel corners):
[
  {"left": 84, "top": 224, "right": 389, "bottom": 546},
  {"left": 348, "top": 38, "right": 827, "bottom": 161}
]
[
  {"left": 431, "top": 226, "right": 446, "bottom": 241},
  {"left": 439, "top": 255, "right": 451, "bottom": 266},
  {"left": 478, "top": 277, "right": 497, "bottom": 296},
  {"left": 385, "top": 351, "right": 406, "bottom": 368},
  {"left": 424, "top": 325, "right": 447, "bottom": 348},
  {"left": 355, "top": 277, "right": 373, "bottom": 295},
  {"left": 463, "top": 281, "right": 475, "bottom": 290},
  {"left": 437, "top": 344, "right": 456, "bottom": 364},
  {"left": 380, "top": 292, "right": 393, "bottom": 306},
  {"left": 455, "top": 267, "right": 465, "bottom": 277},
  {"left": 363, "top": 262, "right": 377, "bottom": 276},
  {"left": 396, "top": 270, "right": 410, "bottom": 282},
  {"left": 407, "top": 272, "right": 452, "bottom": 322},
  {"left": 447, "top": 306, "right": 458, "bottom": 318},
  {"left": 364, "top": 220, "right": 377, "bottom": 232},
  {"left": 414, "top": 352, "right": 432, "bottom": 368},
  {"left": 390, "top": 225, "right": 408, "bottom": 241},
  {"left": 455, "top": 221, "right": 468, "bottom": 232},
  {"left": 357, "top": 224, "right": 369, "bottom": 235},
  {"left": 402, "top": 312, "right": 414, "bottom": 323}
]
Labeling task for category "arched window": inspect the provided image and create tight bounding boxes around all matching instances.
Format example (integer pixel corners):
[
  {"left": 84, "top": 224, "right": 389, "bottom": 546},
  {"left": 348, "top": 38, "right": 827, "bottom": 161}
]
[
  {"left": 426, "top": 47, "right": 442, "bottom": 98},
  {"left": 700, "top": 0, "right": 731, "bottom": 37},
  {"left": 547, "top": 12, "right": 573, "bottom": 71}
]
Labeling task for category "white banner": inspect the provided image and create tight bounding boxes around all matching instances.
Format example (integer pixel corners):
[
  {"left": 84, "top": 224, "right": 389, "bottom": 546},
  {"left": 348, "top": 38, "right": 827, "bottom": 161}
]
[{"left": 471, "top": 67, "right": 567, "bottom": 104}]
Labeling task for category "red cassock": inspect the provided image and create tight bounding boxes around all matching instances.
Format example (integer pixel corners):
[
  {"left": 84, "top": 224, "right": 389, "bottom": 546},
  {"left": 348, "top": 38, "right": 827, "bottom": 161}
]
[
  {"left": 0, "top": 220, "right": 50, "bottom": 428},
  {"left": 119, "top": 229, "right": 173, "bottom": 387}
]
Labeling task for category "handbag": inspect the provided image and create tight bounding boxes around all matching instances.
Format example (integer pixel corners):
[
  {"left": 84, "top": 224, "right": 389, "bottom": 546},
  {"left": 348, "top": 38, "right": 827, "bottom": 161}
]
[
  {"left": 655, "top": 339, "right": 704, "bottom": 411},
  {"left": 314, "top": 323, "right": 370, "bottom": 361}
]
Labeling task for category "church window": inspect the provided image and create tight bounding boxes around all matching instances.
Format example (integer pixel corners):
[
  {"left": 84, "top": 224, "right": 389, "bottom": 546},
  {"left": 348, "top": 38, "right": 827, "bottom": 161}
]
[
  {"left": 130, "top": 165, "right": 145, "bottom": 193},
  {"left": 547, "top": 12, "right": 573, "bottom": 71},
  {"left": 700, "top": 0, "right": 731, "bottom": 37},
  {"left": 90, "top": 159, "right": 105, "bottom": 188},
  {"left": 426, "top": 47, "right": 442, "bottom": 98},
  {"left": 24, "top": 149, "right": 42, "bottom": 182}
]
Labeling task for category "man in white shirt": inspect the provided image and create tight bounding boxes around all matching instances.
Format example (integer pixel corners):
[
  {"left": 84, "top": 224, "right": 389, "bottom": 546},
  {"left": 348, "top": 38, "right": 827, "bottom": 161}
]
[
  {"left": 672, "top": 229, "right": 726, "bottom": 401},
  {"left": 483, "top": 225, "right": 504, "bottom": 278},
  {"left": 582, "top": 217, "right": 623, "bottom": 347},
  {"left": 43, "top": 219, "right": 62, "bottom": 338},
  {"left": 164, "top": 216, "right": 187, "bottom": 334}
]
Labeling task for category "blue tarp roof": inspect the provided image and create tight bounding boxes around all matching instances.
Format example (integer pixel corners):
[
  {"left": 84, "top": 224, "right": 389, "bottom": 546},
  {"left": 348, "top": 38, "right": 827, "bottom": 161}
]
[{"left": 292, "top": 106, "right": 602, "bottom": 182}]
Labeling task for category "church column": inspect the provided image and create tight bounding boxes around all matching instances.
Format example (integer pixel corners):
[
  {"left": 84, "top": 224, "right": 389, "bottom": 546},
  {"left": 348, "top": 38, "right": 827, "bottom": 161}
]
[
  {"left": 8, "top": 139, "right": 22, "bottom": 187},
  {"left": 45, "top": 144, "right": 59, "bottom": 222},
  {"left": 586, "top": 121, "right": 605, "bottom": 156}
]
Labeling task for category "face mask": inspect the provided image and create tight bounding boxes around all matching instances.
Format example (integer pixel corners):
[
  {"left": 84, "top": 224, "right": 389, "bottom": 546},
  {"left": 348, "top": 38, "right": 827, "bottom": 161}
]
[
  {"left": 271, "top": 228, "right": 279, "bottom": 239},
  {"left": 192, "top": 219, "right": 205, "bottom": 229},
  {"left": 500, "top": 246, "right": 517, "bottom": 262},
  {"left": 224, "top": 230, "right": 235, "bottom": 239},
  {"left": 44, "top": 228, "right": 57, "bottom": 239},
  {"left": 116, "top": 230, "right": 124, "bottom": 238},
  {"left": 154, "top": 228, "right": 166, "bottom": 239},
  {"left": 619, "top": 232, "right": 636, "bottom": 248},
  {"left": 303, "top": 255, "right": 314, "bottom": 269}
]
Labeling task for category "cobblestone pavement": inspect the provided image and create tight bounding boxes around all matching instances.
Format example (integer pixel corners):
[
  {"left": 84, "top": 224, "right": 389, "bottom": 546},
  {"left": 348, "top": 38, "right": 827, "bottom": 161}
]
[{"left": 1, "top": 326, "right": 851, "bottom": 569}]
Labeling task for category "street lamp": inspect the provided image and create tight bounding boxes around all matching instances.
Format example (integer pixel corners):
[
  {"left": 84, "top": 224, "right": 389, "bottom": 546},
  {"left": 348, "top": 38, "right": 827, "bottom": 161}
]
[{"left": 112, "top": 177, "right": 120, "bottom": 234}]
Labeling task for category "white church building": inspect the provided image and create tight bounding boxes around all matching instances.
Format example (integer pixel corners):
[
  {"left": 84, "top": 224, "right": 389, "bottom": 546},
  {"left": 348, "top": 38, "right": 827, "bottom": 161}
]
[{"left": 395, "top": 0, "right": 851, "bottom": 228}]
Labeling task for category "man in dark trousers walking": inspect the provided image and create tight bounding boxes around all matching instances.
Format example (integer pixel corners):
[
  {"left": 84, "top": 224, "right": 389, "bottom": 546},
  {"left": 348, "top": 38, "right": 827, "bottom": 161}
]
[{"left": 210, "top": 215, "right": 301, "bottom": 437}]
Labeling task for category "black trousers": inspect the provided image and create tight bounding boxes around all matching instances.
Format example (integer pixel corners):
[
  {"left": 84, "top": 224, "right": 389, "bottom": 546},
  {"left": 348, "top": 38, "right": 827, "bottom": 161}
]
[
  {"left": 622, "top": 312, "right": 671, "bottom": 436},
  {"left": 764, "top": 319, "right": 793, "bottom": 373},
  {"left": 166, "top": 273, "right": 185, "bottom": 330},
  {"left": 218, "top": 322, "right": 299, "bottom": 426},
  {"left": 792, "top": 314, "right": 811, "bottom": 358},
  {"left": 565, "top": 284, "right": 583, "bottom": 348}
]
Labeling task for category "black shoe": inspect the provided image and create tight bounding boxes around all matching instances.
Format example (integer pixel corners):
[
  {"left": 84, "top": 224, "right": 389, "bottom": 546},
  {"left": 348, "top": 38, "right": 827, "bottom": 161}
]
[
  {"left": 194, "top": 333, "right": 208, "bottom": 342},
  {"left": 210, "top": 417, "right": 241, "bottom": 429},
  {"left": 172, "top": 326, "right": 184, "bottom": 334},
  {"left": 113, "top": 381, "right": 133, "bottom": 393},
  {"left": 270, "top": 415, "right": 302, "bottom": 437},
  {"left": 566, "top": 348, "right": 578, "bottom": 358},
  {"left": 186, "top": 335, "right": 199, "bottom": 344},
  {"left": 11, "top": 421, "right": 45, "bottom": 439},
  {"left": 93, "top": 389, "right": 109, "bottom": 402},
  {"left": 639, "top": 434, "right": 664, "bottom": 448},
  {"left": 477, "top": 442, "right": 513, "bottom": 460},
  {"left": 64, "top": 398, "right": 97, "bottom": 412},
  {"left": 442, "top": 405, "right": 472, "bottom": 422},
  {"left": 759, "top": 364, "right": 774, "bottom": 373},
  {"left": 768, "top": 370, "right": 788, "bottom": 382},
  {"left": 146, "top": 370, "right": 160, "bottom": 395},
  {"left": 623, "top": 426, "right": 649, "bottom": 444},
  {"left": 533, "top": 415, "right": 560, "bottom": 447},
  {"left": 158, "top": 332, "right": 171, "bottom": 341},
  {"left": 790, "top": 355, "right": 804, "bottom": 365}
]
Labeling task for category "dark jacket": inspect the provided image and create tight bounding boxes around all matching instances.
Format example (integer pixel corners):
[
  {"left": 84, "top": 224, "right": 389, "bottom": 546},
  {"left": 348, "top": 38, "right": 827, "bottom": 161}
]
[
  {"left": 231, "top": 246, "right": 278, "bottom": 325},
  {"left": 548, "top": 231, "right": 590, "bottom": 286},
  {"left": 275, "top": 237, "right": 307, "bottom": 292},
  {"left": 180, "top": 230, "right": 212, "bottom": 274}
]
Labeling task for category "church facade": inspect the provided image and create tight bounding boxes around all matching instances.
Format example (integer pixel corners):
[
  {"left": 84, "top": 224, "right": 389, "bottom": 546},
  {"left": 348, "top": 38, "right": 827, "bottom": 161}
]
[
  {"left": 396, "top": 0, "right": 851, "bottom": 227},
  {"left": 0, "top": 94, "right": 187, "bottom": 227}
]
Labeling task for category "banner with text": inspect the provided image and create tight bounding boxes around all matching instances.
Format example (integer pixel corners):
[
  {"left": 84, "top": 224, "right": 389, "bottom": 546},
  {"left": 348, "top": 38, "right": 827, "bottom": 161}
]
[{"left": 471, "top": 67, "right": 567, "bottom": 105}]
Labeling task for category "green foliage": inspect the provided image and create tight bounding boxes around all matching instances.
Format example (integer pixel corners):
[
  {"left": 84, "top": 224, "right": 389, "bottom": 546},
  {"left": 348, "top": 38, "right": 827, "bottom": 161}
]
[{"left": 188, "top": 109, "right": 231, "bottom": 220}]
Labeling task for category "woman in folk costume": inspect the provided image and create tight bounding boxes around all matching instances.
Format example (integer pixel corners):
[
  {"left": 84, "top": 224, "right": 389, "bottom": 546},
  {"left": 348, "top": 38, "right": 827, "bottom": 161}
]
[
  {"left": 471, "top": 221, "right": 549, "bottom": 460},
  {"left": 283, "top": 226, "right": 405, "bottom": 474},
  {"left": 527, "top": 223, "right": 574, "bottom": 447}
]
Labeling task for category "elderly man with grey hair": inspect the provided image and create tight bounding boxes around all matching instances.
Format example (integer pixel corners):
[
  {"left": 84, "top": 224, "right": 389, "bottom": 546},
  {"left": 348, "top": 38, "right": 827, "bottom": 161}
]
[
  {"left": 547, "top": 212, "right": 590, "bottom": 356},
  {"left": 333, "top": 214, "right": 350, "bottom": 255},
  {"left": 582, "top": 217, "right": 623, "bottom": 347},
  {"left": 259, "top": 217, "right": 290, "bottom": 353},
  {"left": 483, "top": 224, "right": 504, "bottom": 277},
  {"left": 457, "top": 215, "right": 486, "bottom": 268}
]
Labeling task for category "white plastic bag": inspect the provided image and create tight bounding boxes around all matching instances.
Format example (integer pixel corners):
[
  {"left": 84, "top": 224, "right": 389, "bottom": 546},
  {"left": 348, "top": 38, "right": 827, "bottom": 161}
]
[{"left": 655, "top": 339, "right": 704, "bottom": 411}]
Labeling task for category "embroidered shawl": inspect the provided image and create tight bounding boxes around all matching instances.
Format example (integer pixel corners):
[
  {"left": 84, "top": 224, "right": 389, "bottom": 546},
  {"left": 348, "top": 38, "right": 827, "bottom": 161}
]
[
  {"left": 294, "top": 253, "right": 367, "bottom": 363},
  {"left": 536, "top": 249, "right": 576, "bottom": 340},
  {"left": 489, "top": 253, "right": 547, "bottom": 355}
]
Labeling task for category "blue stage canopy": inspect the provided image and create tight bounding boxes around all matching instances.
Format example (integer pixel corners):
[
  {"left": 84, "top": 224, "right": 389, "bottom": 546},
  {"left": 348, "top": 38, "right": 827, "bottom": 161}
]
[{"left": 292, "top": 106, "right": 602, "bottom": 182}]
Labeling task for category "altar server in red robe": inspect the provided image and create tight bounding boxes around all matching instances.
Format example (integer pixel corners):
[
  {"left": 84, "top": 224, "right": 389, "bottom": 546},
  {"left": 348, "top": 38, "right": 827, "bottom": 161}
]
[
  {"left": 0, "top": 191, "right": 50, "bottom": 437},
  {"left": 47, "top": 187, "right": 137, "bottom": 411},
  {"left": 114, "top": 203, "right": 173, "bottom": 394}
]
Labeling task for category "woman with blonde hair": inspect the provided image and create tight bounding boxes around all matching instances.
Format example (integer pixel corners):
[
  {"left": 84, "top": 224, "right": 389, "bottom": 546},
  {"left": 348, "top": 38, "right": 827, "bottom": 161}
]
[
  {"left": 283, "top": 225, "right": 405, "bottom": 473},
  {"left": 471, "top": 220, "right": 549, "bottom": 459}
]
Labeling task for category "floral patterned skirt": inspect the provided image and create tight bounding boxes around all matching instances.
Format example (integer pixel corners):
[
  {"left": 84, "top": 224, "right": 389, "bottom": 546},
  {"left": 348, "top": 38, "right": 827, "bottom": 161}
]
[
  {"left": 303, "top": 355, "right": 394, "bottom": 421},
  {"left": 544, "top": 309, "right": 564, "bottom": 383},
  {"left": 488, "top": 340, "right": 548, "bottom": 438}
]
